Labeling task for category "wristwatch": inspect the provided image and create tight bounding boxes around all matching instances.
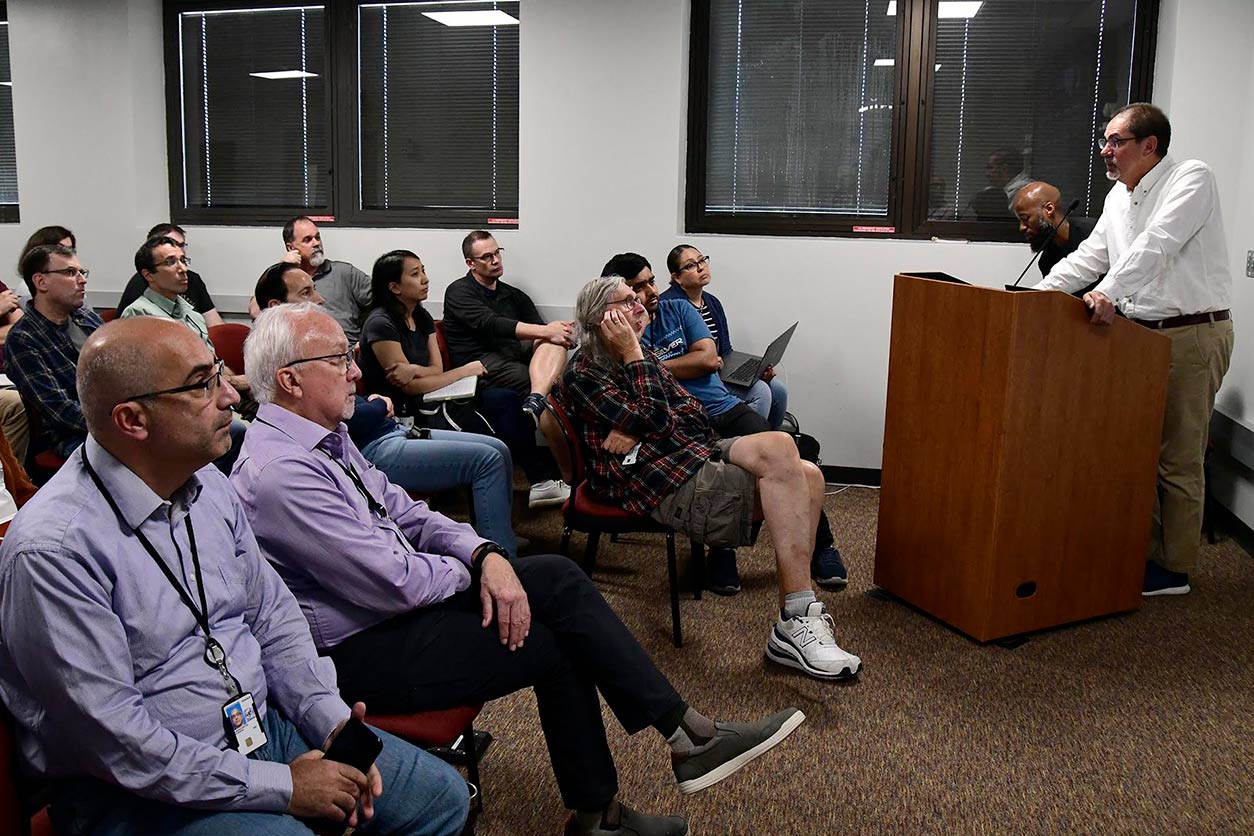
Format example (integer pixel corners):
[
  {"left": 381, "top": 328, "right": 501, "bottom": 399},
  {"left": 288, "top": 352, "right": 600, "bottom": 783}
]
[{"left": 471, "top": 541, "right": 509, "bottom": 572}]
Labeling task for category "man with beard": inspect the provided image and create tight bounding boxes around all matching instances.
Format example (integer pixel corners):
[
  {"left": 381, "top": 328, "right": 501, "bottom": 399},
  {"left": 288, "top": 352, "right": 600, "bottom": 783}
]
[{"left": 1013, "top": 181, "right": 1099, "bottom": 291}]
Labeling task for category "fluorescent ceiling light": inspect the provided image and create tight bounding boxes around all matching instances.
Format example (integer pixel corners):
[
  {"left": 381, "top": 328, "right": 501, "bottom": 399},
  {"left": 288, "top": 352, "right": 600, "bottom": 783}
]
[
  {"left": 422, "top": 10, "right": 519, "bottom": 27},
  {"left": 874, "top": 58, "right": 894, "bottom": 67},
  {"left": 888, "top": 1, "right": 982, "bottom": 17},
  {"left": 887, "top": 1, "right": 896, "bottom": 14},
  {"left": 0, "top": 82, "right": 10, "bottom": 87},
  {"left": 935, "top": 63, "right": 942, "bottom": 71},
  {"left": 249, "top": 70, "right": 319, "bottom": 80}
]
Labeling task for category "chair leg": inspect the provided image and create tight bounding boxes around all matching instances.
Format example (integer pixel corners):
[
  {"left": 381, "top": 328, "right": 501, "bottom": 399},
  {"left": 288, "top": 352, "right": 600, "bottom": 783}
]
[
  {"left": 464, "top": 720, "right": 483, "bottom": 813},
  {"left": 666, "top": 531, "right": 682, "bottom": 647},
  {"left": 583, "top": 530, "right": 601, "bottom": 576},
  {"left": 689, "top": 539, "right": 704, "bottom": 601},
  {"left": 560, "top": 525, "right": 572, "bottom": 556}
]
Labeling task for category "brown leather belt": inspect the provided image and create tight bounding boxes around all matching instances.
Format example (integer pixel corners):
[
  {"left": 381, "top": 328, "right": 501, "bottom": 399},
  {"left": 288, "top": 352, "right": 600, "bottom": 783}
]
[{"left": 1131, "top": 309, "right": 1230, "bottom": 330}]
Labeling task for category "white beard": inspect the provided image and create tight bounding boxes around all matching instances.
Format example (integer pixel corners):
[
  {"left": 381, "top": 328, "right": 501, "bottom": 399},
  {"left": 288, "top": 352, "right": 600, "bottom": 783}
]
[{"left": 309, "top": 249, "right": 327, "bottom": 268}]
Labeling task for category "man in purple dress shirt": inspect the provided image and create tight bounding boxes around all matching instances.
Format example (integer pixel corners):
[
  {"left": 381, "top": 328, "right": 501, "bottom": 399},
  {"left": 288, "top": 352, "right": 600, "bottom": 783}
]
[
  {"left": 0, "top": 318, "right": 469, "bottom": 835},
  {"left": 231, "top": 303, "right": 806, "bottom": 836}
]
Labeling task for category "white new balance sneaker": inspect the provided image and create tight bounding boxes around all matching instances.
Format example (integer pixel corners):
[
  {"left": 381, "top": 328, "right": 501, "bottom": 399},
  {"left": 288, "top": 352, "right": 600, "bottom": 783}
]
[
  {"left": 528, "top": 479, "right": 571, "bottom": 509},
  {"left": 766, "top": 601, "right": 861, "bottom": 680}
]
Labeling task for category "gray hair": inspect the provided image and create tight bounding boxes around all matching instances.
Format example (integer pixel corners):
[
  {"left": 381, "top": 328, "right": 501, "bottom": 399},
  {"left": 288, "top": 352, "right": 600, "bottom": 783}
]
[
  {"left": 574, "top": 276, "right": 627, "bottom": 369},
  {"left": 244, "top": 301, "right": 328, "bottom": 403}
]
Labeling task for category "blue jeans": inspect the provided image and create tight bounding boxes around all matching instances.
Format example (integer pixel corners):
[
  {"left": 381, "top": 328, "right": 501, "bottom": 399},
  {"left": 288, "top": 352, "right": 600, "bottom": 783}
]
[
  {"left": 729, "top": 377, "right": 788, "bottom": 430},
  {"left": 49, "top": 708, "right": 468, "bottom": 836},
  {"left": 362, "top": 426, "right": 518, "bottom": 557}
]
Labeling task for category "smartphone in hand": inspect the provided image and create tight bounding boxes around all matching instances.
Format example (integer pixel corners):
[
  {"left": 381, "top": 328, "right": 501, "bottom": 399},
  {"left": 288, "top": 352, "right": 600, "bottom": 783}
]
[{"left": 324, "top": 717, "right": 383, "bottom": 774}]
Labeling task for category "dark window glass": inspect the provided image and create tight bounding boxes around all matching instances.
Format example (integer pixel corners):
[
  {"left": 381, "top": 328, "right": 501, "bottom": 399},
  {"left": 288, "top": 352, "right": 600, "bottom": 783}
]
[{"left": 0, "top": 6, "right": 19, "bottom": 219}]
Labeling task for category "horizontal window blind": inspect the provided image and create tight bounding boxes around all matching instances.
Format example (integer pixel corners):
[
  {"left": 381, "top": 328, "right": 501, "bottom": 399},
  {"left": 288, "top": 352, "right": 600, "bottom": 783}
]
[{"left": 0, "top": 13, "right": 19, "bottom": 209}]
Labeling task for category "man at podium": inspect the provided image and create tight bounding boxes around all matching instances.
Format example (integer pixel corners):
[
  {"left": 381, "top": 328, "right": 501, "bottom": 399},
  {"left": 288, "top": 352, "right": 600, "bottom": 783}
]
[{"left": 1034, "top": 103, "right": 1233, "bottom": 597}]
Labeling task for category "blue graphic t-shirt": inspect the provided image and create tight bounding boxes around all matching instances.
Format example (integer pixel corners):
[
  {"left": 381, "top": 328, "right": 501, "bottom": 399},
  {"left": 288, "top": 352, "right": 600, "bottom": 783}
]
[{"left": 640, "top": 299, "right": 740, "bottom": 417}]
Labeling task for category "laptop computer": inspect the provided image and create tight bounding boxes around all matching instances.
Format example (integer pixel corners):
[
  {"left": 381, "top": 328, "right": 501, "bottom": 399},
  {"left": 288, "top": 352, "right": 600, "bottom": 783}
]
[{"left": 719, "top": 322, "right": 799, "bottom": 387}]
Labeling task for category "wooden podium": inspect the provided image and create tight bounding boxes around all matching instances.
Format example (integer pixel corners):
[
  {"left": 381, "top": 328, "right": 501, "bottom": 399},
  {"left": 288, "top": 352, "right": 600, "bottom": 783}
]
[{"left": 873, "top": 273, "right": 1171, "bottom": 641}]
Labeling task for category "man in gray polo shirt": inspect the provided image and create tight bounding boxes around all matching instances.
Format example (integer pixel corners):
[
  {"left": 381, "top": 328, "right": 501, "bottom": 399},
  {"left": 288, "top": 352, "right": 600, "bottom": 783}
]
[{"left": 277, "top": 216, "right": 372, "bottom": 344}]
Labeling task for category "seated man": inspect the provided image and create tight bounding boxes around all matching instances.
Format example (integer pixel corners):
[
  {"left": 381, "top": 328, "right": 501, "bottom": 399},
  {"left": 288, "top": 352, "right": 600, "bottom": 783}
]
[
  {"left": 231, "top": 302, "right": 804, "bottom": 836},
  {"left": 6, "top": 244, "right": 103, "bottom": 458},
  {"left": 442, "top": 230, "right": 571, "bottom": 508},
  {"left": 254, "top": 262, "right": 520, "bottom": 556},
  {"left": 562, "top": 277, "right": 862, "bottom": 681},
  {"left": 117, "top": 223, "right": 226, "bottom": 326},
  {"left": 1012, "top": 181, "right": 1100, "bottom": 293},
  {"left": 0, "top": 317, "right": 469, "bottom": 835},
  {"left": 604, "top": 253, "right": 847, "bottom": 594}
]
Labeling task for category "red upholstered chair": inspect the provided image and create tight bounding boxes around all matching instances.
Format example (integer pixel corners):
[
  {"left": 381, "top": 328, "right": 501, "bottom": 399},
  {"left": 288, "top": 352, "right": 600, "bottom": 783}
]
[
  {"left": 98, "top": 308, "right": 119, "bottom": 323},
  {"left": 353, "top": 344, "right": 366, "bottom": 396},
  {"left": 369, "top": 705, "right": 486, "bottom": 812},
  {"left": 1, "top": 706, "right": 56, "bottom": 836},
  {"left": 17, "top": 393, "right": 67, "bottom": 486},
  {"left": 208, "top": 323, "right": 250, "bottom": 374},
  {"left": 433, "top": 320, "right": 453, "bottom": 368},
  {"left": 546, "top": 394, "right": 700, "bottom": 648}
]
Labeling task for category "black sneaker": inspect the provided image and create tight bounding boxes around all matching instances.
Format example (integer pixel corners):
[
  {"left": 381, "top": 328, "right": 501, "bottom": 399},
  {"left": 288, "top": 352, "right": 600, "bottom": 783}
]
[
  {"left": 1143, "top": 560, "right": 1190, "bottom": 596},
  {"left": 563, "top": 800, "right": 689, "bottom": 836},
  {"left": 811, "top": 546, "right": 848, "bottom": 588},
  {"left": 672, "top": 708, "right": 805, "bottom": 794},
  {"left": 706, "top": 547, "right": 741, "bottom": 596},
  {"left": 521, "top": 392, "right": 547, "bottom": 428}
]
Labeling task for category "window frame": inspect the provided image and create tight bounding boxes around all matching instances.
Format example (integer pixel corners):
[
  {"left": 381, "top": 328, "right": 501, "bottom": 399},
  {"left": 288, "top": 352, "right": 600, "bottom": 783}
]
[
  {"left": 162, "top": 0, "right": 520, "bottom": 229},
  {"left": 685, "top": 0, "right": 1160, "bottom": 242},
  {"left": 0, "top": 1, "right": 19, "bottom": 224}
]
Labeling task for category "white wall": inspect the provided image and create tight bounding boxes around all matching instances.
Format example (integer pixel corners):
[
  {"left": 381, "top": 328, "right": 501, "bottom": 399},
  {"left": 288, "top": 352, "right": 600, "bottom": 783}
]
[{"left": 2, "top": 0, "right": 1252, "bottom": 481}]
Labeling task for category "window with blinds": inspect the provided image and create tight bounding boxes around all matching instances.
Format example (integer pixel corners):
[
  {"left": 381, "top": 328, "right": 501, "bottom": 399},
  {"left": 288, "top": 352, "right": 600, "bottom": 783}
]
[
  {"left": 687, "top": 0, "right": 1157, "bottom": 240},
  {"left": 0, "top": 4, "right": 19, "bottom": 222},
  {"left": 175, "top": 6, "right": 329, "bottom": 213},
  {"left": 358, "top": 2, "right": 519, "bottom": 220}
]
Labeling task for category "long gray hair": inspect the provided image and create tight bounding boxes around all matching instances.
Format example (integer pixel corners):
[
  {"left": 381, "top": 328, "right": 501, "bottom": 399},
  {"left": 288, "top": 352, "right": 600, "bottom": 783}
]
[{"left": 574, "top": 276, "right": 629, "bottom": 369}]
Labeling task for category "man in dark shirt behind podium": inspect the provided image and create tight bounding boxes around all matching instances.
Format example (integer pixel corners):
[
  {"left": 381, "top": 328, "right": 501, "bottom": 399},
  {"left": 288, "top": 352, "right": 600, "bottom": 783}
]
[{"left": 1013, "top": 181, "right": 1099, "bottom": 292}]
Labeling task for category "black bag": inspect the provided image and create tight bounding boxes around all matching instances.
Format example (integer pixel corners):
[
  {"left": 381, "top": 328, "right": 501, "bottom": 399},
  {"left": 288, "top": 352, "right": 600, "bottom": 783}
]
[
  {"left": 420, "top": 399, "right": 496, "bottom": 436},
  {"left": 781, "top": 412, "right": 821, "bottom": 465}
]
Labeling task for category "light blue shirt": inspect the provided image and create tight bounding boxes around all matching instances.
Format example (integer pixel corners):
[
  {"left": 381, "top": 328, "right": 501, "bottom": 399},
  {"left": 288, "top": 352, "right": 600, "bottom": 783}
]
[
  {"left": 0, "top": 438, "right": 346, "bottom": 811},
  {"left": 641, "top": 299, "right": 741, "bottom": 417}
]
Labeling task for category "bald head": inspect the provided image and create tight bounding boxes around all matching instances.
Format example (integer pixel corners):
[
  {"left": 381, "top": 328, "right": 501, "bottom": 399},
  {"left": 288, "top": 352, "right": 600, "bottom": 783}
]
[
  {"left": 78, "top": 318, "right": 213, "bottom": 438},
  {"left": 1013, "top": 181, "right": 1060, "bottom": 216},
  {"left": 1013, "top": 181, "right": 1068, "bottom": 251}
]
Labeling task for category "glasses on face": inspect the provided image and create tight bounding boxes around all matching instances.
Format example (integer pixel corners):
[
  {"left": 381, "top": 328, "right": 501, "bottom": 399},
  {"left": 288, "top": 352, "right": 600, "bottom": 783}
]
[
  {"left": 607, "top": 296, "right": 641, "bottom": 312},
  {"left": 123, "top": 359, "right": 224, "bottom": 403},
  {"left": 155, "top": 255, "right": 192, "bottom": 269},
  {"left": 470, "top": 248, "right": 505, "bottom": 264},
  {"left": 282, "top": 349, "right": 355, "bottom": 373},
  {"left": 679, "top": 255, "right": 711, "bottom": 272},
  {"left": 42, "top": 266, "right": 90, "bottom": 279},
  {"left": 1096, "top": 134, "right": 1140, "bottom": 152}
]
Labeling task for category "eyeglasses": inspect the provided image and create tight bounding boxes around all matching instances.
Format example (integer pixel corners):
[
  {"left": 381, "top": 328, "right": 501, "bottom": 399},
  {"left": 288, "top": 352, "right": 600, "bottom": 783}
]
[
  {"left": 154, "top": 255, "right": 192, "bottom": 269},
  {"left": 1096, "top": 134, "right": 1140, "bottom": 152},
  {"left": 470, "top": 248, "right": 505, "bottom": 264},
  {"left": 282, "top": 349, "right": 355, "bottom": 373},
  {"left": 123, "top": 359, "right": 224, "bottom": 403},
  {"left": 678, "top": 255, "right": 711, "bottom": 272},
  {"left": 607, "top": 296, "right": 641, "bottom": 312},
  {"left": 41, "top": 266, "right": 90, "bottom": 279}
]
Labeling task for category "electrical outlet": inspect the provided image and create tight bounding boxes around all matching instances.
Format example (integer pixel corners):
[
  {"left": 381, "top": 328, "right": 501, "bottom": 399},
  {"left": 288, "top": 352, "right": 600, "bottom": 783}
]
[{"left": 1248, "top": 250, "right": 1254, "bottom": 278}]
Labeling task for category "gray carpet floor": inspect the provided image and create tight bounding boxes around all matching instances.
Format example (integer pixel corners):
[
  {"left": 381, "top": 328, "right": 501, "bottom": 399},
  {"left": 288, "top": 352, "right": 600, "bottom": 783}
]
[{"left": 452, "top": 487, "right": 1253, "bottom": 835}]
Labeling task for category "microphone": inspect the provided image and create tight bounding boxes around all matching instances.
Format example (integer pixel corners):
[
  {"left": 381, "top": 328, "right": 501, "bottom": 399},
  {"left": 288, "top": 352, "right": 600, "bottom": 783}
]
[{"left": 1011, "top": 198, "right": 1081, "bottom": 288}]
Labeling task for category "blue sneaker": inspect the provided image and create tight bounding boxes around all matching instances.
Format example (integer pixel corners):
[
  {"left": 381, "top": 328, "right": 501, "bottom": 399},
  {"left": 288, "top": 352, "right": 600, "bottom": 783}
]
[
  {"left": 811, "top": 546, "right": 848, "bottom": 588},
  {"left": 706, "top": 547, "right": 741, "bottom": 596},
  {"left": 1142, "top": 560, "right": 1190, "bottom": 596}
]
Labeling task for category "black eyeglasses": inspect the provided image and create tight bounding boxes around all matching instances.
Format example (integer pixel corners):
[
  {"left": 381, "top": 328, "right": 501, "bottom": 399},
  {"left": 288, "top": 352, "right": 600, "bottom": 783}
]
[
  {"left": 470, "top": 248, "right": 505, "bottom": 264},
  {"left": 154, "top": 255, "right": 192, "bottom": 269},
  {"left": 1096, "top": 134, "right": 1140, "bottom": 152},
  {"left": 282, "top": 350, "right": 355, "bottom": 372},
  {"left": 123, "top": 359, "right": 224, "bottom": 403},
  {"left": 41, "top": 266, "right": 90, "bottom": 279},
  {"left": 678, "top": 255, "right": 711, "bottom": 272}
]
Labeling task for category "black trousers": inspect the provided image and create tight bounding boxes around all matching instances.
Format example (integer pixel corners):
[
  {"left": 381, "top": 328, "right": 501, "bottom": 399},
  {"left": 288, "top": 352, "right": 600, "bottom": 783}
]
[
  {"left": 328, "top": 554, "right": 683, "bottom": 811},
  {"left": 478, "top": 385, "right": 557, "bottom": 483}
]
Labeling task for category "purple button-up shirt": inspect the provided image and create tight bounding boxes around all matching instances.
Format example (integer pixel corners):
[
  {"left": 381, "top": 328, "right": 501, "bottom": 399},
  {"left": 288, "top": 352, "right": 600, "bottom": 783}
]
[
  {"left": 231, "top": 403, "right": 484, "bottom": 650},
  {"left": 0, "top": 438, "right": 346, "bottom": 811}
]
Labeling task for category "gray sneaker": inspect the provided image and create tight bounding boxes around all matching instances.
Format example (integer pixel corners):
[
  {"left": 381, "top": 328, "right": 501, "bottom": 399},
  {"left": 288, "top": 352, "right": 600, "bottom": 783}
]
[
  {"left": 672, "top": 707, "right": 806, "bottom": 794},
  {"left": 563, "top": 800, "right": 689, "bottom": 836}
]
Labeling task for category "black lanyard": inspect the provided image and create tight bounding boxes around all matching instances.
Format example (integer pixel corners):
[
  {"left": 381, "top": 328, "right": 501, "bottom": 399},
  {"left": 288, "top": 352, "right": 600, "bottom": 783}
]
[
  {"left": 255, "top": 416, "right": 388, "bottom": 518},
  {"left": 82, "top": 452, "right": 241, "bottom": 698}
]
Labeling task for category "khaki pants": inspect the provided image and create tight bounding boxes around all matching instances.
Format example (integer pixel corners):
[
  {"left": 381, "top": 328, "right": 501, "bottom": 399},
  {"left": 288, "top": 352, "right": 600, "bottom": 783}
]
[
  {"left": 1149, "top": 319, "right": 1234, "bottom": 573},
  {"left": 0, "top": 389, "right": 28, "bottom": 465}
]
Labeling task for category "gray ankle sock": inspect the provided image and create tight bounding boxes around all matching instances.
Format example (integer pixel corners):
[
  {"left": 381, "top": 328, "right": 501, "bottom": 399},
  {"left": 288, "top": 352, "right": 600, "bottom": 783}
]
[
  {"left": 782, "top": 589, "right": 817, "bottom": 619},
  {"left": 666, "top": 706, "right": 717, "bottom": 753}
]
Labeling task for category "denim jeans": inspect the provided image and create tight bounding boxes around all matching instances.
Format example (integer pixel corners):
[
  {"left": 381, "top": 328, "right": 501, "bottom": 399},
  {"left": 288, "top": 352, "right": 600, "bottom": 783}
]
[
  {"left": 49, "top": 708, "right": 469, "bottom": 836},
  {"left": 728, "top": 377, "right": 788, "bottom": 430},
  {"left": 362, "top": 426, "right": 518, "bottom": 557}
]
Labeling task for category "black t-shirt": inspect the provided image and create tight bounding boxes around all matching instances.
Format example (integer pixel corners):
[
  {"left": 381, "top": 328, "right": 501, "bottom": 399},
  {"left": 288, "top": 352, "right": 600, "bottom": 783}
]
[
  {"left": 118, "top": 270, "right": 217, "bottom": 316},
  {"left": 359, "top": 306, "right": 435, "bottom": 411},
  {"left": 1039, "top": 216, "right": 1097, "bottom": 279},
  {"left": 441, "top": 272, "right": 545, "bottom": 367}
]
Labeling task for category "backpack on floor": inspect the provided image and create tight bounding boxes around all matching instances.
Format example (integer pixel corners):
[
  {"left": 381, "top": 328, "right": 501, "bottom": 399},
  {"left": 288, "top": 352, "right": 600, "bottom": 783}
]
[{"left": 781, "top": 412, "right": 821, "bottom": 465}]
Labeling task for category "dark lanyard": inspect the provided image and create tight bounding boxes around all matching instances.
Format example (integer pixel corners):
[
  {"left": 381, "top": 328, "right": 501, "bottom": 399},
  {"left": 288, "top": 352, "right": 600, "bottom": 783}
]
[
  {"left": 81, "top": 452, "right": 241, "bottom": 698},
  {"left": 255, "top": 416, "right": 388, "bottom": 517}
]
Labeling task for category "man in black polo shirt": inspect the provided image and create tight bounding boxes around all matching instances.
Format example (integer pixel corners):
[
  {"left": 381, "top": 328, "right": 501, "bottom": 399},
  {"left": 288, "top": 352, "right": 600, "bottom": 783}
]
[
  {"left": 117, "top": 223, "right": 225, "bottom": 326},
  {"left": 1013, "top": 181, "right": 1099, "bottom": 292}
]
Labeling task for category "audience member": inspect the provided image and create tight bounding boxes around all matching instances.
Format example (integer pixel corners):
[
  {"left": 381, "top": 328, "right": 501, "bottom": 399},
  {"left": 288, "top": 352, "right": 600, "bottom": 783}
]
[
  {"left": 256, "top": 260, "right": 520, "bottom": 556},
  {"left": 968, "top": 147, "right": 1032, "bottom": 220},
  {"left": 442, "top": 230, "right": 570, "bottom": 508},
  {"left": 0, "top": 317, "right": 469, "bottom": 835},
  {"left": 1012, "top": 182, "right": 1099, "bottom": 292},
  {"left": 232, "top": 302, "right": 805, "bottom": 836},
  {"left": 1035, "top": 103, "right": 1233, "bottom": 597},
  {"left": 6, "top": 244, "right": 102, "bottom": 457},
  {"left": 657, "top": 246, "right": 788, "bottom": 430},
  {"left": 561, "top": 277, "right": 862, "bottom": 681},
  {"left": 117, "top": 223, "right": 226, "bottom": 326},
  {"left": 607, "top": 253, "right": 847, "bottom": 594}
]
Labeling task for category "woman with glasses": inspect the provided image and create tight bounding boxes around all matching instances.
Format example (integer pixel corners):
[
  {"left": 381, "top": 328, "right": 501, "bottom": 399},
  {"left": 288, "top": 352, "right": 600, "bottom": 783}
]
[
  {"left": 659, "top": 244, "right": 788, "bottom": 430},
  {"left": 357, "top": 249, "right": 520, "bottom": 556}
]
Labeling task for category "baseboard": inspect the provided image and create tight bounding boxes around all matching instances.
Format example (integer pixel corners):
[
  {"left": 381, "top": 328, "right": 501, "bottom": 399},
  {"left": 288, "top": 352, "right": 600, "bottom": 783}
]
[
  {"left": 822, "top": 465, "right": 881, "bottom": 487},
  {"left": 1211, "top": 502, "right": 1254, "bottom": 558}
]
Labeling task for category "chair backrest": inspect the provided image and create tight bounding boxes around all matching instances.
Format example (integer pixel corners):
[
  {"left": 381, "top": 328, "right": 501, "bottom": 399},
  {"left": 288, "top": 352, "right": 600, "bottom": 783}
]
[
  {"left": 208, "top": 323, "right": 250, "bottom": 374},
  {"left": 546, "top": 391, "right": 586, "bottom": 487},
  {"left": 352, "top": 344, "right": 366, "bottom": 396},
  {"left": 433, "top": 320, "right": 452, "bottom": 369},
  {"left": 98, "top": 308, "right": 118, "bottom": 323}
]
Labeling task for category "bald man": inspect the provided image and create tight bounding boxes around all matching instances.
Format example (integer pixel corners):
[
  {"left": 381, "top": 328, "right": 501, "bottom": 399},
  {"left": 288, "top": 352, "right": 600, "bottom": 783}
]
[
  {"left": 1013, "top": 181, "right": 1098, "bottom": 284},
  {"left": 0, "top": 317, "right": 468, "bottom": 835}
]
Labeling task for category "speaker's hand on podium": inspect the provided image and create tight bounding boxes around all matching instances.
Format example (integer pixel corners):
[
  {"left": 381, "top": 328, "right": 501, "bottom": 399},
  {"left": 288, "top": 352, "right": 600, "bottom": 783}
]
[{"left": 1082, "top": 290, "right": 1116, "bottom": 326}]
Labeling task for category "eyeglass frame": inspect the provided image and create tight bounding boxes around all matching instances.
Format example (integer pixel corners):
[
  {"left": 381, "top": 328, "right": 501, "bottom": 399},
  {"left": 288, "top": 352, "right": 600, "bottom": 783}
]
[
  {"left": 151, "top": 255, "right": 192, "bottom": 270},
  {"left": 677, "top": 254, "right": 711, "bottom": 273},
  {"left": 1095, "top": 134, "right": 1142, "bottom": 152},
  {"left": 122, "top": 359, "right": 225, "bottom": 403},
  {"left": 281, "top": 349, "right": 356, "bottom": 372},
  {"left": 468, "top": 247, "right": 505, "bottom": 264},
  {"left": 606, "top": 294, "right": 642, "bottom": 312},
  {"left": 39, "top": 266, "right": 91, "bottom": 280}
]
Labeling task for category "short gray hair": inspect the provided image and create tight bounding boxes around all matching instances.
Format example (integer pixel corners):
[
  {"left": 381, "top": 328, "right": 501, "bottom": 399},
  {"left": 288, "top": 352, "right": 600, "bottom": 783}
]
[
  {"left": 574, "top": 276, "right": 626, "bottom": 369},
  {"left": 244, "top": 302, "right": 327, "bottom": 403}
]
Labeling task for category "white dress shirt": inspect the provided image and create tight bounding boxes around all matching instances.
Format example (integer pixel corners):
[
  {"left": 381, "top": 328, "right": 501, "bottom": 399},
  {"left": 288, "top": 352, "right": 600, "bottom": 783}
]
[{"left": 1036, "top": 155, "right": 1232, "bottom": 321}]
